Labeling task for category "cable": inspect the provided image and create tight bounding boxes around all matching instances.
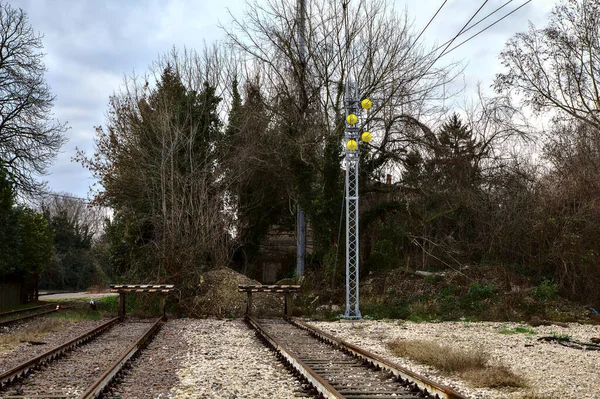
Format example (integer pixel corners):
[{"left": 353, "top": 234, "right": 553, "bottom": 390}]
[
  {"left": 430, "top": 0, "right": 515, "bottom": 55},
  {"left": 406, "top": 0, "right": 449, "bottom": 55},
  {"left": 439, "top": 0, "right": 533, "bottom": 58},
  {"left": 332, "top": 188, "right": 345, "bottom": 289},
  {"left": 422, "top": 0, "right": 490, "bottom": 80}
]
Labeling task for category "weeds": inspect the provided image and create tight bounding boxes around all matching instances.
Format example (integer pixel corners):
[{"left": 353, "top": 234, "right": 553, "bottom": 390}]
[
  {"left": 0, "top": 319, "right": 66, "bottom": 352},
  {"left": 50, "top": 308, "right": 102, "bottom": 321},
  {"left": 387, "top": 339, "right": 487, "bottom": 373},
  {"left": 518, "top": 393, "right": 560, "bottom": 399},
  {"left": 387, "top": 339, "right": 527, "bottom": 388},
  {"left": 462, "top": 365, "right": 527, "bottom": 388},
  {"left": 550, "top": 331, "right": 571, "bottom": 340}
]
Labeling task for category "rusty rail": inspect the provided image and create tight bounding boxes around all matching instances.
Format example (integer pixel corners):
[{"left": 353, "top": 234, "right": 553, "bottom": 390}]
[
  {"left": 290, "top": 318, "right": 469, "bottom": 399},
  {"left": 246, "top": 315, "right": 343, "bottom": 398},
  {"left": 0, "top": 316, "right": 120, "bottom": 389},
  {"left": 0, "top": 307, "right": 60, "bottom": 328},
  {"left": 0, "top": 303, "right": 57, "bottom": 318},
  {"left": 79, "top": 318, "right": 163, "bottom": 399}
]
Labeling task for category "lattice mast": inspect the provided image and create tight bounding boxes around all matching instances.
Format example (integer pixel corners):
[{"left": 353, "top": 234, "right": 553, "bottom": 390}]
[
  {"left": 342, "top": 0, "right": 372, "bottom": 319},
  {"left": 344, "top": 81, "right": 361, "bottom": 319},
  {"left": 296, "top": 0, "right": 307, "bottom": 278}
]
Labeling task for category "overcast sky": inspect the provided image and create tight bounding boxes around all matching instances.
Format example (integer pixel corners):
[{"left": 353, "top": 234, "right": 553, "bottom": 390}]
[{"left": 10, "top": 0, "right": 559, "bottom": 199}]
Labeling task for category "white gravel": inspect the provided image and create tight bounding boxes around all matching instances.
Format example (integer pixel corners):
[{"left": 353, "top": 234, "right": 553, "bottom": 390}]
[
  {"left": 307, "top": 319, "right": 600, "bottom": 399},
  {"left": 169, "top": 319, "right": 305, "bottom": 398}
]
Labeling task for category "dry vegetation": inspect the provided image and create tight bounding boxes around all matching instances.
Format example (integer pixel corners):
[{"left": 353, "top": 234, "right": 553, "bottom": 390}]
[
  {"left": 0, "top": 319, "right": 66, "bottom": 352},
  {"left": 387, "top": 339, "right": 527, "bottom": 388},
  {"left": 180, "top": 267, "right": 289, "bottom": 317}
]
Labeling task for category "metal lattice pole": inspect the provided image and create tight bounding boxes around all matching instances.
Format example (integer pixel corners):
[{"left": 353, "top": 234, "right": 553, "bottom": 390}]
[
  {"left": 296, "top": 0, "right": 307, "bottom": 278},
  {"left": 344, "top": 81, "right": 361, "bottom": 319}
]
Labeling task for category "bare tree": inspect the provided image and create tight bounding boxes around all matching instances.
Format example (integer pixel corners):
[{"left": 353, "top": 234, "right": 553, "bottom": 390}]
[
  {"left": 494, "top": 0, "right": 600, "bottom": 129},
  {"left": 0, "top": 2, "right": 67, "bottom": 195},
  {"left": 40, "top": 194, "right": 106, "bottom": 242},
  {"left": 224, "top": 0, "right": 462, "bottom": 175}
]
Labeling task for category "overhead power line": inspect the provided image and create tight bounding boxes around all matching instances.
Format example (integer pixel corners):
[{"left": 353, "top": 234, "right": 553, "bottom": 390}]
[
  {"left": 421, "top": 0, "right": 490, "bottom": 81},
  {"left": 430, "top": 0, "right": 515, "bottom": 55},
  {"left": 406, "top": 0, "right": 449, "bottom": 55},
  {"left": 439, "top": 0, "right": 534, "bottom": 58}
]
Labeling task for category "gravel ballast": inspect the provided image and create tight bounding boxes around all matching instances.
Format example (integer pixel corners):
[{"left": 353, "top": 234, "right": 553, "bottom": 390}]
[
  {"left": 6, "top": 316, "right": 598, "bottom": 398},
  {"left": 168, "top": 319, "right": 305, "bottom": 398},
  {"left": 0, "top": 316, "right": 110, "bottom": 374},
  {"left": 307, "top": 320, "right": 600, "bottom": 399}
]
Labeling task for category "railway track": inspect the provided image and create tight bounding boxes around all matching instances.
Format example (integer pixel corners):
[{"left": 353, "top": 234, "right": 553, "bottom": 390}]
[
  {"left": 0, "top": 303, "right": 81, "bottom": 328},
  {"left": 0, "top": 317, "right": 162, "bottom": 398},
  {"left": 0, "top": 305, "right": 62, "bottom": 328},
  {"left": 248, "top": 317, "right": 469, "bottom": 399}
]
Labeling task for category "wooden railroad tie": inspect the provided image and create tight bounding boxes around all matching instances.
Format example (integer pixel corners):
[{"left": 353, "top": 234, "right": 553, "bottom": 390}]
[
  {"left": 110, "top": 284, "right": 175, "bottom": 319},
  {"left": 237, "top": 285, "right": 301, "bottom": 316}
]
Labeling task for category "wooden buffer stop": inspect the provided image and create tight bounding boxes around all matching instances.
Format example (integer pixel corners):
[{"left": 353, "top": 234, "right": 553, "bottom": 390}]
[
  {"left": 110, "top": 285, "right": 175, "bottom": 319},
  {"left": 238, "top": 285, "right": 301, "bottom": 316}
]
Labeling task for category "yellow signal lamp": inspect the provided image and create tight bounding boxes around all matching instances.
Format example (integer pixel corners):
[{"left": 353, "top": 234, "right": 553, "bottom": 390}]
[
  {"left": 361, "top": 99, "right": 372, "bottom": 110},
  {"left": 346, "top": 114, "right": 358, "bottom": 125},
  {"left": 347, "top": 140, "right": 358, "bottom": 151},
  {"left": 361, "top": 131, "right": 372, "bottom": 142}
]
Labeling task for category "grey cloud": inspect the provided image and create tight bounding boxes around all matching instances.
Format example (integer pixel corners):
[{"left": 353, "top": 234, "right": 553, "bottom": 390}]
[{"left": 7, "top": 0, "right": 560, "bottom": 198}]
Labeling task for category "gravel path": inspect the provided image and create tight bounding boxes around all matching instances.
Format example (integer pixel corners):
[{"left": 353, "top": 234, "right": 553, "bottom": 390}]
[
  {"left": 0, "top": 316, "right": 109, "bottom": 374},
  {"left": 168, "top": 319, "right": 305, "bottom": 398},
  {"left": 307, "top": 320, "right": 600, "bottom": 399}
]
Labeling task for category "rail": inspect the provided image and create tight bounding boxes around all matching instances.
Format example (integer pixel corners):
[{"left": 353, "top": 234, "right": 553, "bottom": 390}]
[
  {"left": 79, "top": 317, "right": 163, "bottom": 399},
  {"left": 290, "top": 318, "right": 468, "bottom": 399},
  {"left": 0, "top": 317, "right": 120, "bottom": 388},
  {"left": 247, "top": 316, "right": 470, "bottom": 399}
]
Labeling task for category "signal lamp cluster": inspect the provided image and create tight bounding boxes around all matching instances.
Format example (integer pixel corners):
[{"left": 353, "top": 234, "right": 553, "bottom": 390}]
[{"left": 346, "top": 98, "right": 372, "bottom": 151}]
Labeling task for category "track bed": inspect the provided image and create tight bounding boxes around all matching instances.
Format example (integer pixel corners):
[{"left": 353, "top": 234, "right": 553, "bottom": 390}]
[{"left": 0, "top": 319, "right": 157, "bottom": 398}]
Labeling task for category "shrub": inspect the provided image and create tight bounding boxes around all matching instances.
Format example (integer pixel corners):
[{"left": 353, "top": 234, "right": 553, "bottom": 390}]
[{"left": 531, "top": 280, "right": 559, "bottom": 300}]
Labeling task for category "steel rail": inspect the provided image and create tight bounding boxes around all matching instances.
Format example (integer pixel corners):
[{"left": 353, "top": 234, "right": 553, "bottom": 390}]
[
  {"left": 246, "top": 315, "right": 344, "bottom": 398},
  {"left": 0, "top": 303, "right": 79, "bottom": 328},
  {"left": 79, "top": 318, "right": 163, "bottom": 399},
  {"left": 0, "top": 317, "right": 120, "bottom": 389},
  {"left": 0, "top": 304, "right": 57, "bottom": 318},
  {"left": 0, "top": 308, "right": 60, "bottom": 328},
  {"left": 290, "top": 318, "right": 469, "bottom": 399}
]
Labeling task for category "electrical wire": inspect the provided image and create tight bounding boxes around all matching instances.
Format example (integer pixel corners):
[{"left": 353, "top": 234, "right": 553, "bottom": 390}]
[
  {"left": 439, "top": 0, "right": 533, "bottom": 58},
  {"left": 430, "top": 0, "right": 515, "bottom": 54},
  {"left": 406, "top": 0, "right": 449, "bottom": 55},
  {"left": 419, "top": 0, "right": 490, "bottom": 82}
]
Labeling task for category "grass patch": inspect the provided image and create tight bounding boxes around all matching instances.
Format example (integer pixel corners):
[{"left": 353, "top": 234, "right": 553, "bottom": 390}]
[
  {"left": 462, "top": 366, "right": 527, "bottom": 388},
  {"left": 387, "top": 339, "right": 487, "bottom": 373},
  {"left": 387, "top": 339, "right": 527, "bottom": 388},
  {"left": 499, "top": 325, "right": 537, "bottom": 335},
  {"left": 518, "top": 394, "right": 560, "bottom": 399},
  {"left": 0, "top": 319, "right": 66, "bottom": 352},
  {"left": 550, "top": 331, "right": 571, "bottom": 340},
  {"left": 50, "top": 308, "right": 103, "bottom": 321},
  {"left": 93, "top": 294, "right": 165, "bottom": 317}
]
